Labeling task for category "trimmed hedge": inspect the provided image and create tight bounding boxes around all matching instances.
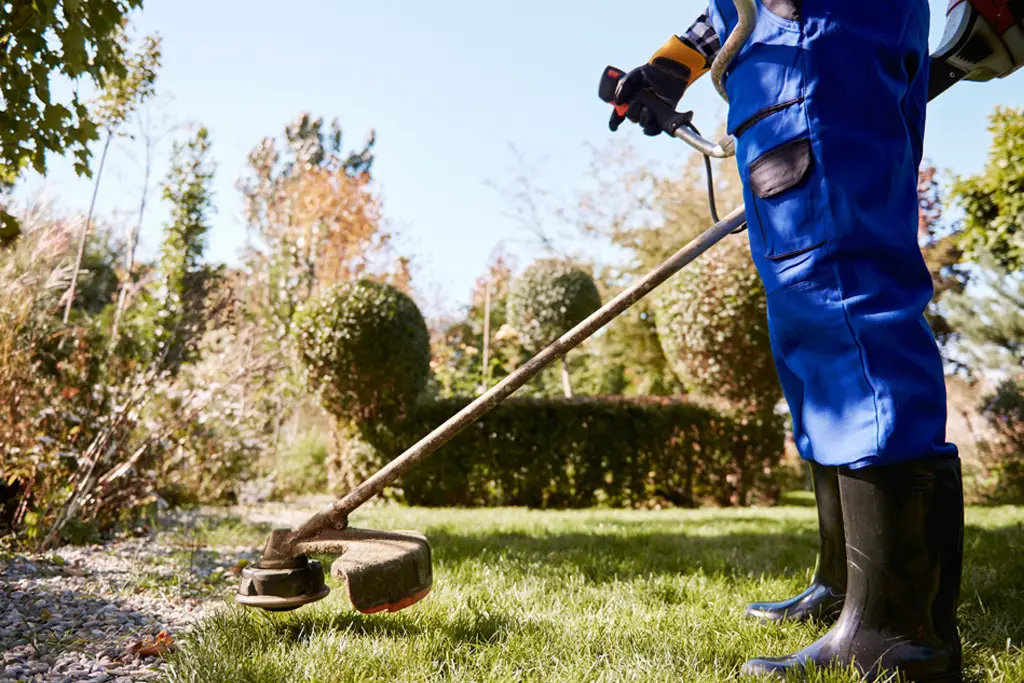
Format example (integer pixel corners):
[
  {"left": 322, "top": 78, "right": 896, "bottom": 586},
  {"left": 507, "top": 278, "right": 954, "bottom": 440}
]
[
  {"left": 652, "top": 236, "right": 780, "bottom": 414},
  {"left": 378, "top": 396, "right": 786, "bottom": 508},
  {"left": 506, "top": 260, "right": 602, "bottom": 351},
  {"left": 294, "top": 280, "right": 431, "bottom": 424}
]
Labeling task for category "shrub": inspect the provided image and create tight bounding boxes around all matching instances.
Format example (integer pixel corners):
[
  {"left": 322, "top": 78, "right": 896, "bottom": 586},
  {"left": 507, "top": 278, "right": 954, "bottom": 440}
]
[
  {"left": 652, "top": 237, "right": 780, "bottom": 414},
  {"left": 388, "top": 396, "right": 786, "bottom": 508},
  {"left": 0, "top": 211, "right": 153, "bottom": 545},
  {"left": 977, "top": 378, "right": 1024, "bottom": 503},
  {"left": 294, "top": 280, "right": 431, "bottom": 425},
  {"left": 506, "top": 260, "right": 602, "bottom": 352},
  {"left": 267, "top": 430, "right": 330, "bottom": 500},
  {"left": 324, "top": 421, "right": 394, "bottom": 496}
]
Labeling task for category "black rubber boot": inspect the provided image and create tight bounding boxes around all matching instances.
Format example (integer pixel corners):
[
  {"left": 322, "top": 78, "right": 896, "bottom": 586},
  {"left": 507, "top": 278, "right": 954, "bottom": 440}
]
[
  {"left": 741, "top": 457, "right": 965, "bottom": 682},
  {"left": 745, "top": 463, "right": 846, "bottom": 623}
]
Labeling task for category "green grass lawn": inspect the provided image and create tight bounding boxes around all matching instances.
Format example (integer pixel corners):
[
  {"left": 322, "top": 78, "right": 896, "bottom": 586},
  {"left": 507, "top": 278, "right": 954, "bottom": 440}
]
[{"left": 164, "top": 498, "right": 1024, "bottom": 682}]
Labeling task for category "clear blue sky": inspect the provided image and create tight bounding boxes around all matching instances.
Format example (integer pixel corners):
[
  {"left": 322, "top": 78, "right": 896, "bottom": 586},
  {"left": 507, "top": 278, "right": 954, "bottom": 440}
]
[{"left": 17, "top": 0, "right": 1024, "bottom": 317}]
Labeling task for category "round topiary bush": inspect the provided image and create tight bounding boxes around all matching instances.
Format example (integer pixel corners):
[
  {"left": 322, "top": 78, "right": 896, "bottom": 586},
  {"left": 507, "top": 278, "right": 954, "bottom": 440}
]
[
  {"left": 506, "top": 259, "right": 602, "bottom": 352},
  {"left": 294, "top": 279, "right": 431, "bottom": 424},
  {"left": 652, "top": 237, "right": 781, "bottom": 414}
]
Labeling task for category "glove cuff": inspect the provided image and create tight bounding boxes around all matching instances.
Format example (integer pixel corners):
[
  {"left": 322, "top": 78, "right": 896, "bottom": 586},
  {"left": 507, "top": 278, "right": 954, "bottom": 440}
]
[{"left": 649, "top": 35, "right": 710, "bottom": 88}]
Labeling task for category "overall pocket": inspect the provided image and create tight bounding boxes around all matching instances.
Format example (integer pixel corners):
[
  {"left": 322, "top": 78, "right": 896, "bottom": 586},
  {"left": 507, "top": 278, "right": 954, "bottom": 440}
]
[{"left": 736, "top": 100, "right": 826, "bottom": 261}]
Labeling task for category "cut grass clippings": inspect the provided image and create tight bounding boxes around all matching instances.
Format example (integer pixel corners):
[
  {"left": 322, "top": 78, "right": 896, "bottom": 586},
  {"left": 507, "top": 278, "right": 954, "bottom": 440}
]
[{"left": 163, "top": 502, "right": 1024, "bottom": 682}]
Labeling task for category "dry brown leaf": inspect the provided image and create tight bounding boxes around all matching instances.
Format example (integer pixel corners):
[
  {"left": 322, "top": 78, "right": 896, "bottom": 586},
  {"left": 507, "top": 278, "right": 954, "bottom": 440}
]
[{"left": 133, "top": 630, "right": 176, "bottom": 657}]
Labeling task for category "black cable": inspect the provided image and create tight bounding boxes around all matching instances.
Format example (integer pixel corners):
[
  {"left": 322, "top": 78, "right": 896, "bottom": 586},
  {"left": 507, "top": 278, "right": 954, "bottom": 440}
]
[
  {"left": 684, "top": 121, "right": 746, "bottom": 234},
  {"left": 684, "top": 121, "right": 720, "bottom": 224}
]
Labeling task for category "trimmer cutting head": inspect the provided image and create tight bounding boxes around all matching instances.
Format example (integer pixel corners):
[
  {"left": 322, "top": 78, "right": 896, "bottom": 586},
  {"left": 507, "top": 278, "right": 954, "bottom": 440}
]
[
  {"left": 234, "top": 555, "right": 330, "bottom": 612},
  {"left": 235, "top": 528, "right": 432, "bottom": 615},
  {"left": 330, "top": 529, "right": 433, "bottom": 614}
]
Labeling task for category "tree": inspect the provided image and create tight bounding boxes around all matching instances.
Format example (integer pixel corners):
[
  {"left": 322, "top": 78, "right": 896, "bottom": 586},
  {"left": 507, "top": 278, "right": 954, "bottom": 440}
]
[
  {"left": 295, "top": 279, "right": 430, "bottom": 425},
  {"left": 0, "top": 0, "right": 146, "bottom": 236},
  {"left": 63, "top": 32, "right": 161, "bottom": 323},
  {"left": 574, "top": 135, "right": 744, "bottom": 398},
  {"left": 240, "top": 113, "right": 382, "bottom": 338},
  {"left": 132, "top": 127, "right": 217, "bottom": 375},
  {"left": 917, "top": 162, "right": 970, "bottom": 351},
  {"left": 944, "top": 263, "right": 1024, "bottom": 370},
  {"left": 429, "top": 251, "right": 523, "bottom": 398},
  {"left": 506, "top": 259, "right": 602, "bottom": 397},
  {"left": 934, "top": 108, "right": 1024, "bottom": 374},
  {"left": 109, "top": 93, "right": 181, "bottom": 350},
  {"left": 294, "top": 280, "right": 430, "bottom": 492},
  {"left": 949, "top": 106, "right": 1024, "bottom": 274},
  {"left": 652, "top": 235, "right": 779, "bottom": 415}
]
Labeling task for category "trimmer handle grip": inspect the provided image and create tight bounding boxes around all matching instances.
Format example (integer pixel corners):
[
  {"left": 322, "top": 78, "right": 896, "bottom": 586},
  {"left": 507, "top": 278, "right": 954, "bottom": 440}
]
[
  {"left": 599, "top": 64, "right": 736, "bottom": 159},
  {"left": 598, "top": 65, "right": 694, "bottom": 135}
]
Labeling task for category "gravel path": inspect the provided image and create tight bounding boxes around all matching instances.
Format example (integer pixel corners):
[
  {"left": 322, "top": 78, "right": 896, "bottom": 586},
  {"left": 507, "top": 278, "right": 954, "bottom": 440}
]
[{"left": 0, "top": 523, "right": 263, "bottom": 683}]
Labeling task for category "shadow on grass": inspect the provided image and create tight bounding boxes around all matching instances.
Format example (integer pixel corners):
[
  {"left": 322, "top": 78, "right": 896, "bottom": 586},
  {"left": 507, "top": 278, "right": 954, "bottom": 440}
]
[
  {"left": 244, "top": 600, "right": 526, "bottom": 648},
  {"left": 422, "top": 520, "right": 1024, "bottom": 651},
  {"left": 427, "top": 527, "right": 823, "bottom": 582}
]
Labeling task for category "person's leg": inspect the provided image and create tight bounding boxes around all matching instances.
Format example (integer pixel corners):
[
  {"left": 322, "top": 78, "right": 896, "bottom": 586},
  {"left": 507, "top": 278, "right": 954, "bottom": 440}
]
[
  {"left": 741, "top": 459, "right": 964, "bottom": 682},
  {"left": 744, "top": 462, "right": 846, "bottom": 623},
  {"left": 728, "top": 0, "right": 965, "bottom": 679}
]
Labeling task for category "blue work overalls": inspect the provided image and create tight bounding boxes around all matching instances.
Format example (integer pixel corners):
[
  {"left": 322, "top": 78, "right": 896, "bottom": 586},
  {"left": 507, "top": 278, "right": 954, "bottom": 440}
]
[{"left": 708, "top": 0, "right": 958, "bottom": 468}]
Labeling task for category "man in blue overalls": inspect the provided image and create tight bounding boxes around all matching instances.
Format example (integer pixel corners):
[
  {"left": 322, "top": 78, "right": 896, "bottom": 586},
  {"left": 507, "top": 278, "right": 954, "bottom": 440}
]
[{"left": 610, "top": 2, "right": 965, "bottom": 681}]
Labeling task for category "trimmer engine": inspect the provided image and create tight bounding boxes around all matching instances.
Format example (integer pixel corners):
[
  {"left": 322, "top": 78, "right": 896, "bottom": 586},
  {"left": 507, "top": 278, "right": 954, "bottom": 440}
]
[{"left": 930, "top": 0, "right": 1024, "bottom": 97}]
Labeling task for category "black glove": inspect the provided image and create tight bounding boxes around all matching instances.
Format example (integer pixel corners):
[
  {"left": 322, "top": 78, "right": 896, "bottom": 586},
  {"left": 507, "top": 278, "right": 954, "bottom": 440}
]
[{"left": 609, "top": 36, "right": 708, "bottom": 136}]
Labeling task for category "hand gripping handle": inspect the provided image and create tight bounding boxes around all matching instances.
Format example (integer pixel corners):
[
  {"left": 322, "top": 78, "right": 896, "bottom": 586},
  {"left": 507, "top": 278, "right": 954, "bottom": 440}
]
[{"left": 598, "top": 0, "right": 757, "bottom": 158}]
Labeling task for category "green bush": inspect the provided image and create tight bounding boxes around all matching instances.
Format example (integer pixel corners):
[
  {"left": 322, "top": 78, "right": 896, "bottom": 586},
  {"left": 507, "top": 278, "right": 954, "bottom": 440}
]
[
  {"left": 294, "top": 280, "right": 431, "bottom": 424},
  {"left": 324, "top": 421, "right": 399, "bottom": 496},
  {"left": 506, "top": 260, "right": 602, "bottom": 351},
  {"left": 978, "top": 377, "right": 1024, "bottom": 503},
  {"left": 269, "top": 430, "right": 330, "bottom": 500},
  {"left": 389, "top": 396, "right": 786, "bottom": 508},
  {"left": 652, "top": 237, "right": 780, "bottom": 414}
]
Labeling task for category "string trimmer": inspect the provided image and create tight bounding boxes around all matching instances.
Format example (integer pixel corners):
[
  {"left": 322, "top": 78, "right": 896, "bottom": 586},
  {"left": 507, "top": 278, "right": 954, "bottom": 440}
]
[{"left": 236, "top": 0, "right": 1023, "bottom": 615}]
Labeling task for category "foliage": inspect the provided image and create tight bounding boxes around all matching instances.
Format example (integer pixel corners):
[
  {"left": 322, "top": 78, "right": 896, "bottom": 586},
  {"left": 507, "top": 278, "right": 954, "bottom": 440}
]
[
  {"left": 505, "top": 259, "right": 601, "bottom": 397},
  {"left": 0, "top": 208, "right": 152, "bottom": 544},
  {"left": 427, "top": 253, "right": 653, "bottom": 400},
  {"left": 266, "top": 430, "right": 329, "bottom": 500},
  {"left": 130, "top": 126, "right": 218, "bottom": 375},
  {"left": 949, "top": 106, "right": 1024, "bottom": 274},
  {"left": 389, "top": 397, "right": 786, "bottom": 509},
  {"left": 294, "top": 279, "right": 431, "bottom": 426},
  {"left": 324, "top": 421, "right": 389, "bottom": 496},
  {"left": 239, "top": 113, "right": 386, "bottom": 341},
  {"left": 506, "top": 259, "right": 601, "bottom": 353},
  {"left": 581, "top": 302, "right": 684, "bottom": 397},
  {"left": 944, "top": 263, "right": 1024, "bottom": 371},
  {"left": 1, "top": 112, "right": 407, "bottom": 545},
  {"left": 975, "top": 377, "right": 1024, "bottom": 503},
  {"left": 236, "top": 114, "right": 405, "bottom": 464},
  {"left": 0, "top": 194, "right": 250, "bottom": 546},
  {"left": 63, "top": 31, "right": 162, "bottom": 324},
  {"left": 652, "top": 236, "right": 778, "bottom": 414},
  {"left": 918, "top": 163, "right": 970, "bottom": 350},
  {"left": 0, "top": 0, "right": 144, "bottom": 186},
  {"left": 428, "top": 252, "right": 519, "bottom": 397},
  {"left": 572, "top": 138, "right": 744, "bottom": 397},
  {"left": 144, "top": 322, "right": 275, "bottom": 506},
  {"left": 91, "top": 33, "right": 162, "bottom": 131}
]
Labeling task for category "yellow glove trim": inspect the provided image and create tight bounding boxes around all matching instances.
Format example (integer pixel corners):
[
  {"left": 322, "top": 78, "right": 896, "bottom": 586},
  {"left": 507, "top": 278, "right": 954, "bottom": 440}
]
[{"left": 649, "top": 36, "right": 710, "bottom": 87}]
